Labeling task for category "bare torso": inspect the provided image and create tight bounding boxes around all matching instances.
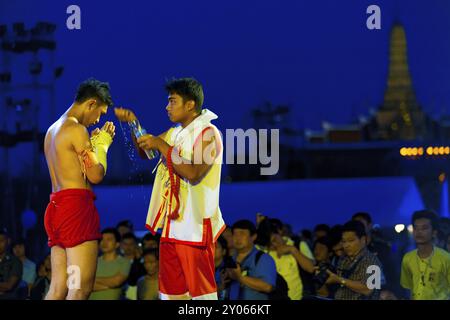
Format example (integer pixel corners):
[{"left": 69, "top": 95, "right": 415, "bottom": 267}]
[{"left": 44, "top": 116, "right": 91, "bottom": 192}]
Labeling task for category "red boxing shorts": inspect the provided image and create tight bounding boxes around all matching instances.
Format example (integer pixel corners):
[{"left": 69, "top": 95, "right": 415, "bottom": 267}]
[
  {"left": 44, "top": 188, "right": 101, "bottom": 249},
  {"left": 159, "top": 225, "right": 218, "bottom": 300}
]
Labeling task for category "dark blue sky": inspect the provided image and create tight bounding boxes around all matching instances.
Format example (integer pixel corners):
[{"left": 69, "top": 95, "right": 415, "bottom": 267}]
[{"left": 1, "top": 0, "right": 450, "bottom": 134}]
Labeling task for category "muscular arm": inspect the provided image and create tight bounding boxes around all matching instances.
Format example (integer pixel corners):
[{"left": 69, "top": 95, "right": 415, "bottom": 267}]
[
  {"left": 156, "top": 129, "right": 216, "bottom": 184},
  {"left": 132, "top": 130, "right": 168, "bottom": 160},
  {"left": 72, "top": 125, "right": 105, "bottom": 184}
]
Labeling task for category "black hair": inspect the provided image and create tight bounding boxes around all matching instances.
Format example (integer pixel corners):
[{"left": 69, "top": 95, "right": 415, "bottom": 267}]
[
  {"left": 116, "top": 220, "right": 133, "bottom": 230},
  {"left": 255, "top": 218, "right": 272, "bottom": 247},
  {"left": 412, "top": 210, "right": 439, "bottom": 230},
  {"left": 75, "top": 78, "right": 113, "bottom": 107},
  {"left": 342, "top": 220, "right": 366, "bottom": 239},
  {"left": 268, "top": 218, "right": 284, "bottom": 233},
  {"left": 301, "top": 229, "right": 312, "bottom": 240},
  {"left": 101, "top": 228, "right": 121, "bottom": 242},
  {"left": 121, "top": 232, "right": 138, "bottom": 243},
  {"left": 11, "top": 238, "right": 25, "bottom": 248},
  {"left": 142, "top": 232, "right": 161, "bottom": 243},
  {"left": 232, "top": 219, "right": 256, "bottom": 236},
  {"left": 352, "top": 212, "right": 372, "bottom": 225},
  {"left": 165, "top": 77, "right": 204, "bottom": 112},
  {"left": 313, "top": 236, "right": 332, "bottom": 251},
  {"left": 142, "top": 248, "right": 159, "bottom": 260},
  {"left": 328, "top": 224, "right": 343, "bottom": 247},
  {"left": 314, "top": 224, "right": 331, "bottom": 234}
]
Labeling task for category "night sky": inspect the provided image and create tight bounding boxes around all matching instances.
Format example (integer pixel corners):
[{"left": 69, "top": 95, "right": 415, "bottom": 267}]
[{"left": 1, "top": 0, "right": 450, "bottom": 134}]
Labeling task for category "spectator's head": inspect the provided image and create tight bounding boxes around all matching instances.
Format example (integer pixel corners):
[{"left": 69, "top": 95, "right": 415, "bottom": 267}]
[
  {"left": 165, "top": 77, "right": 204, "bottom": 123},
  {"left": 116, "top": 220, "right": 133, "bottom": 237},
  {"left": 341, "top": 221, "right": 367, "bottom": 258},
  {"left": 255, "top": 218, "right": 272, "bottom": 248},
  {"left": 142, "top": 232, "right": 160, "bottom": 250},
  {"left": 282, "top": 224, "right": 294, "bottom": 239},
  {"left": 300, "top": 229, "right": 313, "bottom": 242},
  {"left": 268, "top": 218, "right": 284, "bottom": 234},
  {"left": 142, "top": 249, "right": 159, "bottom": 276},
  {"left": 100, "top": 228, "right": 121, "bottom": 254},
  {"left": 232, "top": 220, "right": 257, "bottom": 252},
  {"left": 74, "top": 78, "right": 113, "bottom": 127},
  {"left": 352, "top": 212, "right": 373, "bottom": 235},
  {"left": 12, "top": 239, "right": 26, "bottom": 259},
  {"left": 0, "top": 228, "right": 10, "bottom": 256},
  {"left": 37, "top": 254, "right": 51, "bottom": 278},
  {"left": 314, "top": 224, "right": 330, "bottom": 240},
  {"left": 329, "top": 225, "right": 344, "bottom": 258},
  {"left": 215, "top": 236, "right": 228, "bottom": 268},
  {"left": 412, "top": 210, "right": 439, "bottom": 245},
  {"left": 121, "top": 232, "right": 138, "bottom": 258},
  {"left": 313, "top": 237, "right": 331, "bottom": 263}
]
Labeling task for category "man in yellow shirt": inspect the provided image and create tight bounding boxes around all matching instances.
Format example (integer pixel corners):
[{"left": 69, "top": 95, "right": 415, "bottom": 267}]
[{"left": 401, "top": 210, "right": 450, "bottom": 300}]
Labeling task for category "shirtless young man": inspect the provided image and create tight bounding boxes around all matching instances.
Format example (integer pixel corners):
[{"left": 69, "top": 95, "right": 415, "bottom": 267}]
[{"left": 43, "top": 78, "right": 115, "bottom": 300}]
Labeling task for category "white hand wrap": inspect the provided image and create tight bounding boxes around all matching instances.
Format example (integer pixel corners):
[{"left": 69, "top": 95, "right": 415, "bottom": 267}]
[{"left": 90, "top": 130, "right": 113, "bottom": 174}]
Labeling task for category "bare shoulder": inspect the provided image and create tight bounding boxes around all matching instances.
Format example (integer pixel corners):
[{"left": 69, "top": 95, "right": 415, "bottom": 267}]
[{"left": 59, "top": 118, "right": 90, "bottom": 153}]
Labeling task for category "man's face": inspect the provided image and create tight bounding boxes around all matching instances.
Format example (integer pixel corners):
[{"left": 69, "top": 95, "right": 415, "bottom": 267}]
[
  {"left": 232, "top": 229, "right": 254, "bottom": 251},
  {"left": 314, "top": 242, "right": 329, "bottom": 263},
  {"left": 0, "top": 235, "right": 8, "bottom": 255},
  {"left": 314, "top": 230, "right": 328, "bottom": 240},
  {"left": 413, "top": 218, "right": 435, "bottom": 245},
  {"left": 342, "top": 231, "right": 365, "bottom": 257},
  {"left": 84, "top": 100, "right": 108, "bottom": 127},
  {"left": 143, "top": 254, "right": 158, "bottom": 276},
  {"left": 143, "top": 239, "right": 158, "bottom": 250},
  {"left": 12, "top": 244, "right": 25, "bottom": 258},
  {"left": 332, "top": 242, "right": 344, "bottom": 257},
  {"left": 100, "top": 233, "right": 119, "bottom": 254},
  {"left": 121, "top": 238, "right": 137, "bottom": 257},
  {"left": 117, "top": 226, "right": 131, "bottom": 237},
  {"left": 166, "top": 93, "right": 191, "bottom": 123},
  {"left": 269, "top": 233, "right": 285, "bottom": 250}
]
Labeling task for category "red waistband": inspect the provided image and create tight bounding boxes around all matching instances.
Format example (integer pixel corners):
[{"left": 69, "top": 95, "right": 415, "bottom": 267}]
[{"left": 50, "top": 188, "right": 96, "bottom": 202}]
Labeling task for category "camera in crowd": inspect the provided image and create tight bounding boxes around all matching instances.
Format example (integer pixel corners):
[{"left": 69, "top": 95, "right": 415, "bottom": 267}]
[{"left": 313, "top": 262, "right": 335, "bottom": 289}]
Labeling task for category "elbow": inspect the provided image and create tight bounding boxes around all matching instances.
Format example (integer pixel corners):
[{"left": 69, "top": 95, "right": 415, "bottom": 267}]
[
  {"left": 87, "top": 166, "right": 105, "bottom": 184},
  {"left": 186, "top": 172, "right": 201, "bottom": 185},
  {"left": 88, "top": 174, "right": 103, "bottom": 185}
]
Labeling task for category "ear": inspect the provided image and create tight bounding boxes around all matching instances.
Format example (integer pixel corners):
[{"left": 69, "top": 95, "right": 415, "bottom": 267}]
[
  {"left": 186, "top": 100, "right": 196, "bottom": 112},
  {"left": 86, "top": 98, "right": 97, "bottom": 110},
  {"left": 251, "top": 233, "right": 257, "bottom": 242}
]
